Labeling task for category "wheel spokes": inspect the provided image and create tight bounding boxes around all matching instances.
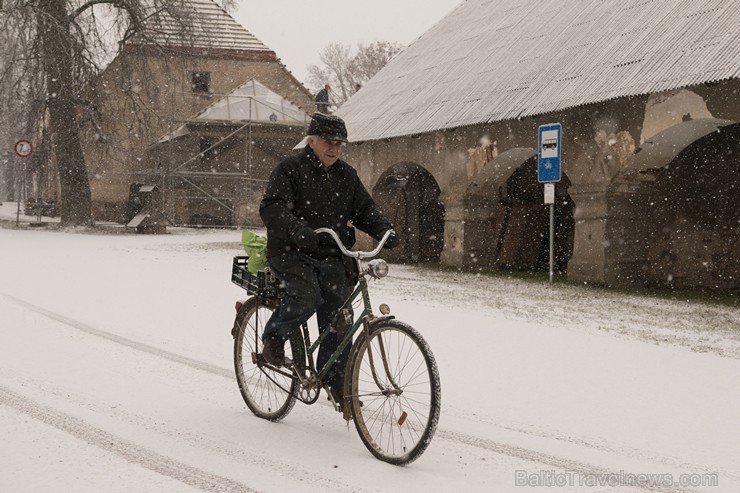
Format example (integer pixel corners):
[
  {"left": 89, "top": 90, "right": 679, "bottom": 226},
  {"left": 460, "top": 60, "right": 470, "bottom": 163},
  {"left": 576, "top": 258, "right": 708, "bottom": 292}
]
[{"left": 354, "top": 326, "right": 435, "bottom": 459}]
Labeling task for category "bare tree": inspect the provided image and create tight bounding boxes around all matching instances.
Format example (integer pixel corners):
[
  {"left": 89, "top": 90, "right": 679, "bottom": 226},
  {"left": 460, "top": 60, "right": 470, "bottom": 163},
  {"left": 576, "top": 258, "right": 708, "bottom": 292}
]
[
  {"left": 0, "top": 0, "right": 207, "bottom": 226},
  {"left": 307, "top": 41, "right": 403, "bottom": 108},
  {"left": 350, "top": 41, "right": 404, "bottom": 83},
  {"left": 0, "top": 3, "right": 42, "bottom": 203}
]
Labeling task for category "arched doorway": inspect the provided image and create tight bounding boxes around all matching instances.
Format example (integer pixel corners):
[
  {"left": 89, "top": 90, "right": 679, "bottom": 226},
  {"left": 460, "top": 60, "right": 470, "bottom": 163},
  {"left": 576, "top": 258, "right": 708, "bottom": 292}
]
[
  {"left": 464, "top": 148, "right": 575, "bottom": 272},
  {"left": 609, "top": 119, "right": 740, "bottom": 289},
  {"left": 372, "top": 163, "right": 445, "bottom": 263}
]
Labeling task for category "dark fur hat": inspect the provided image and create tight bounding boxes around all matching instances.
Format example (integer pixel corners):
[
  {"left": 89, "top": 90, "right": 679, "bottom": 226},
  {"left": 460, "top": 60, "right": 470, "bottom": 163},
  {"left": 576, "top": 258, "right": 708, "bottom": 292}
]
[{"left": 307, "top": 112, "right": 348, "bottom": 142}]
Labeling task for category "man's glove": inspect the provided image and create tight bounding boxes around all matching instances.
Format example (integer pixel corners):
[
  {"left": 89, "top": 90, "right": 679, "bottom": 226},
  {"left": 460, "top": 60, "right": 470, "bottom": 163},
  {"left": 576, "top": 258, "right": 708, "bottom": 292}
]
[
  {"left": 292, "top": 226, "right": 318, "bottom": 251},
  {"left": 383, "top": 230, "right": 399, "bottom": 249}
]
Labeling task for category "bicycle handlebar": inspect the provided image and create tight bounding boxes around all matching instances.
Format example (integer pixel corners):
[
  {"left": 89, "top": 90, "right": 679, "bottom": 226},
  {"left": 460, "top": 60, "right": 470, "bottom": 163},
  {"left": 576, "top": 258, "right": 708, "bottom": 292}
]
[{"left": 314, "top": 228, "right": 393, "bottom": 260}]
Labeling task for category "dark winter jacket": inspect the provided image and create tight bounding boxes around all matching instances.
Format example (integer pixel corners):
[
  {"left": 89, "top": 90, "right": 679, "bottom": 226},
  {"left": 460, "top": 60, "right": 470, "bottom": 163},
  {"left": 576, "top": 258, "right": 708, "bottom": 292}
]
[
  {"left": 259, "top": 146, "right": 393, "bottom": 258},
  {"left": 315, "top": 88, "right": 329, "bottom": 113}
]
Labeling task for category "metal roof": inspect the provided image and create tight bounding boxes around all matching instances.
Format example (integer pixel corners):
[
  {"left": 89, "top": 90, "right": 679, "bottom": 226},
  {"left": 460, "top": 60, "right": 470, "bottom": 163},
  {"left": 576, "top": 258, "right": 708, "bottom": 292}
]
[
  {"left": 336, "top": 0, "right": 740, "bottom": 142},
  {"left": 136, "top": 0, "right": 271, "bottom": 52}
]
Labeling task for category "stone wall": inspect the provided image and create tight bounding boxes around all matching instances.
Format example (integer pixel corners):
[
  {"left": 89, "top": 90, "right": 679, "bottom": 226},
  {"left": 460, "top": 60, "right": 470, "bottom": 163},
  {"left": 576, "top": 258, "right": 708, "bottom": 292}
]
[{"left": 345, "top": 80, "right": 740, "bottom": 289}]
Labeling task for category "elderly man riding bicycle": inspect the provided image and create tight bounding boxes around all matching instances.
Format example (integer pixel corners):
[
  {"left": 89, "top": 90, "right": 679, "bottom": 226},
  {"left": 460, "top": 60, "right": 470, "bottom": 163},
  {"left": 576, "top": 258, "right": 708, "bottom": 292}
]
[{"left": 258, "top": 112, "right": 398, "bottom": 407}]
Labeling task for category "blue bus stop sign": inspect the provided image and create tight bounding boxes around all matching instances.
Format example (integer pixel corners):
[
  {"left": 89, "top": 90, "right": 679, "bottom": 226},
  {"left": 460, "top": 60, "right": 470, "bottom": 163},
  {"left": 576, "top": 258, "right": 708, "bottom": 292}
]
[{"left": 538, "top": 123, "right": 562, "bottom": 183}]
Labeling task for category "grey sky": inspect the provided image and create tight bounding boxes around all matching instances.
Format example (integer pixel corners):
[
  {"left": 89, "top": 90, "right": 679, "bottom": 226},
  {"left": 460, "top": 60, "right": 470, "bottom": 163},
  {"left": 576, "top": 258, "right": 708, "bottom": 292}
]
[{"left": 233, "top": 0, "right": 462, "bottom": 84}]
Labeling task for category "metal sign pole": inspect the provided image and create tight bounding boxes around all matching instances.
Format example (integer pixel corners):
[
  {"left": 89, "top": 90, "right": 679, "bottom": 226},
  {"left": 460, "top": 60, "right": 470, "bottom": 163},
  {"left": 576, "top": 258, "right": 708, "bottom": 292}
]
[
  {"left": 13, "top": 140, "right": 34, "bottom": 226},
  {"left": 543, "top": 182, "right": 555, "bottom": 283},
  {"left": 538, "top": 124, "right": 562, "bottom": 284},
  {"left": 15, "top": 159, "right": 21, "bottom": 226},
  {"left": 16, "top": 161, "right": 27, "bottom": 226},
  {"left": 549, "top": 202, "right": 554, "bottom": 283}
]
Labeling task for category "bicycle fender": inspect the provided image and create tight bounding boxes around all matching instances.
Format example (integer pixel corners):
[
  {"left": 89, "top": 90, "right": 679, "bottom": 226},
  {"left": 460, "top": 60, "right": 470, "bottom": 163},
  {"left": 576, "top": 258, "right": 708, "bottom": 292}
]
[
  {"left": 231, "top": 297, "right": 259, "bottom": 339},
  {"left": 342, "top": 315, "right": 397, "bottom": 421}
]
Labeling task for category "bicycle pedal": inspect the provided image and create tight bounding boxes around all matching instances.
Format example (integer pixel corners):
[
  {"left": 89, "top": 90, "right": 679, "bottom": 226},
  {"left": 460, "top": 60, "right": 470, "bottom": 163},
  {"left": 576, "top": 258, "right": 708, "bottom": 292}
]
[
  {"left": 327, "top": 395, "right": 342, "bottom": 412},
  {"left": 325, "top": 387, "right": 343, "bottom": 412}
]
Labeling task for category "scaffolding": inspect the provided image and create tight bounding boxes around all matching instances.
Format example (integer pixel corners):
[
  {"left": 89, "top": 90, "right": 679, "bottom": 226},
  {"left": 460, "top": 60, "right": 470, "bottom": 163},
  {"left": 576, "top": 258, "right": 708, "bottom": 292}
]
[{"left": 150, "top": 79, "right": 310, "bottom": 227}]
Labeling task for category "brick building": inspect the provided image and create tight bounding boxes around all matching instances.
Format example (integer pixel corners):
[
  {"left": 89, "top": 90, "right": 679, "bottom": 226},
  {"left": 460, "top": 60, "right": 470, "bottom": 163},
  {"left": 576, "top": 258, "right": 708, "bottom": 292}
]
[{"left": 83, "top": 0, "right": 314, "bottom": 224}]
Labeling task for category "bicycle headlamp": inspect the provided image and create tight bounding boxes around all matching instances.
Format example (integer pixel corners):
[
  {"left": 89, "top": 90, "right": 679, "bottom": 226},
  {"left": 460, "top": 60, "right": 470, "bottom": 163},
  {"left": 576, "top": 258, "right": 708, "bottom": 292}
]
[{"left": 367, "top": 259, "right": 389, "bottom": 279}]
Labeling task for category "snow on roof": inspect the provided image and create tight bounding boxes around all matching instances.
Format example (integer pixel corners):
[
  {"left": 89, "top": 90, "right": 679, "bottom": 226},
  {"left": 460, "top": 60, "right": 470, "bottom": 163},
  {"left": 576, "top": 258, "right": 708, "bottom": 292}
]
[
  {"left": 159, "top": 78, "right": 310, "bottom": 142},
  {"left": 336, "top": 0, "right": 740, "bottom": 142},
  {"left": 135, "top": 0, "right": 271, "bottom": 52}
]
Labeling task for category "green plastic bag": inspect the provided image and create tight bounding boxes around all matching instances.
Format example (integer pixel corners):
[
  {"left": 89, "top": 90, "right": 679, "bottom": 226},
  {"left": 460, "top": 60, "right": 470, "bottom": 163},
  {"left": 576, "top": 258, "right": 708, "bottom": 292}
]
[{"left": 241, "top": 230, "right": 268, "bottom": 274}]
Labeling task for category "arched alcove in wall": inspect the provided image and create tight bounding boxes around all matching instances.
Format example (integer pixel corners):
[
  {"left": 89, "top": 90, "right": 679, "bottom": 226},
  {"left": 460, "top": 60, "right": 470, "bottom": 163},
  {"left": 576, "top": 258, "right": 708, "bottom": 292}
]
[
  {"left": 608, "top": 119, "right": 740, "bottom": 289},
  {"left": 372, "top": 163, "right": 445, "bottom": 263},
  {"left": 463, "top": 147, "right": 575, "bottom": 272}
]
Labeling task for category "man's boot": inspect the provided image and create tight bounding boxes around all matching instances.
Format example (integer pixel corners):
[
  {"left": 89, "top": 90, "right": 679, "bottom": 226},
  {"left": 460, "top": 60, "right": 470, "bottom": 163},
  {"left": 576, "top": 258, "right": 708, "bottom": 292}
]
[{"left": 261, "top": 334, "right": 286, "bottom": 366}]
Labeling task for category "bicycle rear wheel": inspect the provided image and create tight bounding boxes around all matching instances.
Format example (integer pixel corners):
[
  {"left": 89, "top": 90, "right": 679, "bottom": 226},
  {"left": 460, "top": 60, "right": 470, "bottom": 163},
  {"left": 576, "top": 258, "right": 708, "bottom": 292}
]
[
  {"left": 233, "top": 297, "right": 297, "bottom": 421},
  {"left": 349, "top": 319, "right": 441, "bottom": 465}
]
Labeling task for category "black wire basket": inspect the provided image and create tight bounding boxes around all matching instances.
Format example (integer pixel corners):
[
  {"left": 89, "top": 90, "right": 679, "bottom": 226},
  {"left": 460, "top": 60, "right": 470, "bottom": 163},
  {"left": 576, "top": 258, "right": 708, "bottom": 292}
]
[{"left": 231, "top": 256, "right": 281, "bottom": 299}]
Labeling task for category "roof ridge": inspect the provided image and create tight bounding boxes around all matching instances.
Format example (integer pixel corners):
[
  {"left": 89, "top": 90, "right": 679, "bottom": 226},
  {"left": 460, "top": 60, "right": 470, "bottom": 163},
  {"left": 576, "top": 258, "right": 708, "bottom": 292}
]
[{"left": 132, "top": 0, "right": 272, "bottom": 52}]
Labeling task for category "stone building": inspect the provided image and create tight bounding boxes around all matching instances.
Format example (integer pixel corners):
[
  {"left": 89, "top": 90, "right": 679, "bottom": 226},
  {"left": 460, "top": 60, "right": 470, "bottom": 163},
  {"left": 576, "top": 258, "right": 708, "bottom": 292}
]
[
  {"left": 83, "top": 0, "right": 314, "bottom": 224},
  {"left": 336, "top": 0, "right": 740, "bottom": 290},
  {"left": 148, "top": 78, "right": 311, "bottom": 226}
]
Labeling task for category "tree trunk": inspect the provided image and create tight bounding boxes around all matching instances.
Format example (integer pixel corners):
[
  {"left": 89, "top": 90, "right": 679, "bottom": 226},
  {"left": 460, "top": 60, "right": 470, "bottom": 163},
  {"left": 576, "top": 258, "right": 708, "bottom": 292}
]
[{"left": 40, "top": 0, "right": 93, "bottom": 226}]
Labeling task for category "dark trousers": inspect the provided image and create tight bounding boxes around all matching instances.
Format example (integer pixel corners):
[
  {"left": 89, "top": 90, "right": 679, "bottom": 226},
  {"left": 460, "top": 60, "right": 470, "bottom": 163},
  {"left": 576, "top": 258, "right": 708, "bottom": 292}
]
[{"left": 264, "top": 252, "right": 353, "bottom": 388}]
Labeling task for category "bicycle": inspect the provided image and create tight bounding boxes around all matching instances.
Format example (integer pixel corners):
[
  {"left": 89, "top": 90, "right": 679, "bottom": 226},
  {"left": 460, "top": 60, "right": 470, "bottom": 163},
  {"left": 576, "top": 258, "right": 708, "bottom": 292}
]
[{"left": 230, "top": 228, "right": 441, "bottom": 465}]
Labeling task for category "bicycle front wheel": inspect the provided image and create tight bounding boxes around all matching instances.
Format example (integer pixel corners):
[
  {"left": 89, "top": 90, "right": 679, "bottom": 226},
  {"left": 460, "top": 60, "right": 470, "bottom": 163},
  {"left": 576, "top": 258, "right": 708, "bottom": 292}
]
[
  {"left": 233, "top": 298, "right": 297, "bottom": 421},
  {"left": 349, "top": 319, "right": 441, "bottom": 465}
]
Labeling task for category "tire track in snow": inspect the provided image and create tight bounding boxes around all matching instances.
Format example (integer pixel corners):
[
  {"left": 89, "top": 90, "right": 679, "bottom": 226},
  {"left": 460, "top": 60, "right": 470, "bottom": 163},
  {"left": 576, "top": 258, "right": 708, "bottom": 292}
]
[
  {"left": 436, "top": 429, "right": 698, "bottom": 493},
  {"left": 1, "top": 292, "right": 232, "bottom": 378},
  {"left": 2, "top": 293, "right": 701, "bottom": 491},
  {"left": 0, "top": 293, "right": 379, "bottom": 493},
  {"left": 0, "top": 386, "right": 257, "bottom": 493},
  {"left": 1, "top": 379, "right": 376, "bottom": 493},
  {"left": 444, "top": 405, "right": 728, "bottom": 482}
]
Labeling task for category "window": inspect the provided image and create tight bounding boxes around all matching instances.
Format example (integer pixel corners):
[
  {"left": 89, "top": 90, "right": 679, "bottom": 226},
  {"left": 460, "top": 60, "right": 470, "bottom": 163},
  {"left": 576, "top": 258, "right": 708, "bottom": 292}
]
[
  {"left": 191, "top": 72, "right": 210, "bottom": 93},
  {"left": 199, "top": 137, "right": 216, "bottom": 159}
]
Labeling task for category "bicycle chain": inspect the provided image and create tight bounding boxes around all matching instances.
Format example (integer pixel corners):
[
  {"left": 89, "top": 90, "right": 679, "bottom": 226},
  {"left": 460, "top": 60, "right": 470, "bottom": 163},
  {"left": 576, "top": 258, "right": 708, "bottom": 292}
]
[{"left": 259, "top": 360, "right": 321, "bottom": 405}]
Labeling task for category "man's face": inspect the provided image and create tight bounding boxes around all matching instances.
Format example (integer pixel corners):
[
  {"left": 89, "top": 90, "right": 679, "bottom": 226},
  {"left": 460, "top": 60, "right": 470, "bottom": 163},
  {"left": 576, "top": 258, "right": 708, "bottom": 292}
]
[{"left": 309, "top": 137, "right": 345, "bottom": 167}]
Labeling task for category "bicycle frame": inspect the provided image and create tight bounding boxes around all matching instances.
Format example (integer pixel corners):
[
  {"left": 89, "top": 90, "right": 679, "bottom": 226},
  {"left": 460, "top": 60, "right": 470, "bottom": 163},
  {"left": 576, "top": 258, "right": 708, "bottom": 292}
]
[
  {"left": 294, "top": 227, "right": 393, "bottom": 386},
  {"left": 305, "top": 275, "right": 373, "bottom": 383},
  {"left": 259, "top": 229, "right": 393, "bottom": 395}
]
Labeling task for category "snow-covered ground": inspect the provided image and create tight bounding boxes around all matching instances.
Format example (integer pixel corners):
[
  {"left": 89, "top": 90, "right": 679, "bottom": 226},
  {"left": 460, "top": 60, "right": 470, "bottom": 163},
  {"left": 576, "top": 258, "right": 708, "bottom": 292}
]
[{"left": 1, "top": 203, "right": 738, "bottom": 492}]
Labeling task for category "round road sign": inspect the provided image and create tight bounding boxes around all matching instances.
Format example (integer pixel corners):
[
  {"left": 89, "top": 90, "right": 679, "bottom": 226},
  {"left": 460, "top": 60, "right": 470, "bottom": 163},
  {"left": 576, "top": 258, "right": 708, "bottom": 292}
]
[{"left": 14, "top": 140, "right": 33, "bottom": 158}]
